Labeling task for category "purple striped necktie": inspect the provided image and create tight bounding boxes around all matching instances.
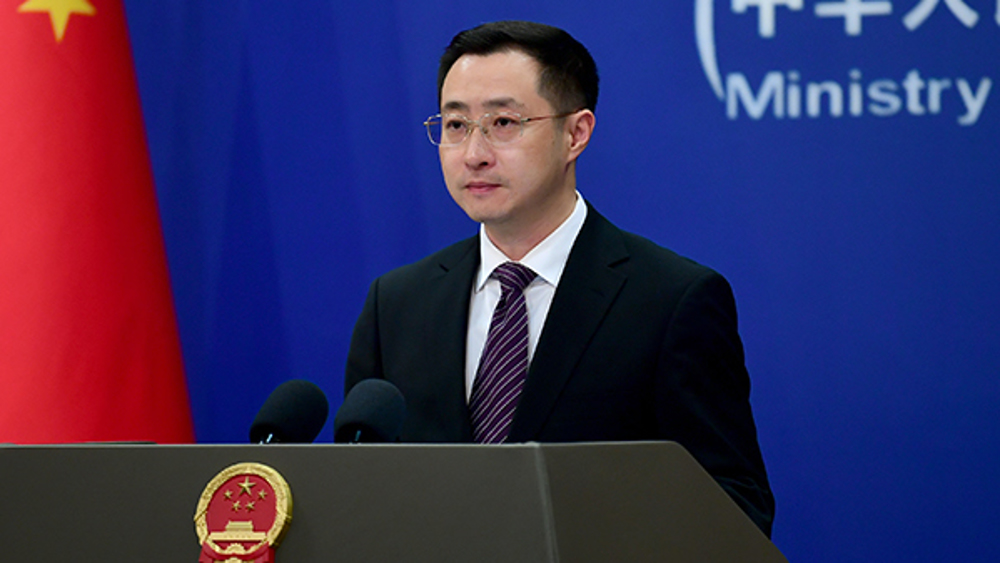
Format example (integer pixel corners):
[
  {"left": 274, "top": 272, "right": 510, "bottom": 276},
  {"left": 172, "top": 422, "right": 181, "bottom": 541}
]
[{"left": 469, "top": 261, "right": 537, "bottom": 444}]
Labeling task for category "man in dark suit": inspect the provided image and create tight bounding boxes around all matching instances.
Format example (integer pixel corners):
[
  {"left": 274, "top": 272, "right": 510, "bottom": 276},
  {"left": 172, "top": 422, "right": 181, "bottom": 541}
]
[{"left": 345, "top": 20, "right": 775, "bottom": 536}]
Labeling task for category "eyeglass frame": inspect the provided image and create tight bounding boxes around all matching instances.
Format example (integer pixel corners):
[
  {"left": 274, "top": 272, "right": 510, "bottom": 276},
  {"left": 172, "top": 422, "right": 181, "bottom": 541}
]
[{"left": 423, "top": 109, "right": 583, "bottom": 147}]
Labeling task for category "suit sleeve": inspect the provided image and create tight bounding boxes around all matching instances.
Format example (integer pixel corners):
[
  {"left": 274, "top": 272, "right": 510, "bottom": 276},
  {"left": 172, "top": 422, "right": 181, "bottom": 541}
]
[
  {"left": 657, "top": 269, "right": 776, "bottom": 536},
  {"left": 344, "top": 278, "right": 383, "bottom": 396}
]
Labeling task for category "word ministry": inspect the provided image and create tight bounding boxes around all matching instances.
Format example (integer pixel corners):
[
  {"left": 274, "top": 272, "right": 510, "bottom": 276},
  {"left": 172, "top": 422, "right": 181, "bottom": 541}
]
[{"left": 725, "top": 69, "right": 992, "bottom": 125}]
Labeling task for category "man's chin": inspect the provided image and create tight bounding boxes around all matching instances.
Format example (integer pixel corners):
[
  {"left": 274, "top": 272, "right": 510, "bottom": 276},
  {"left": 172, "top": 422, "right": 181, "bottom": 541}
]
[
  {"left": 465, "top": 211, "right": 505, "bottom": 225},
  {"left": 456, "top": 199, "right": 510, "bottom": 225}
]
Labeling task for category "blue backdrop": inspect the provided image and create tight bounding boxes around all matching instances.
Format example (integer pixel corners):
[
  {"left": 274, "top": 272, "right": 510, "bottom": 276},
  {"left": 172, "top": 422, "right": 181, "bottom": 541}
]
[{"left": 123, "top": 2, "right": 999, "bottom": 561}]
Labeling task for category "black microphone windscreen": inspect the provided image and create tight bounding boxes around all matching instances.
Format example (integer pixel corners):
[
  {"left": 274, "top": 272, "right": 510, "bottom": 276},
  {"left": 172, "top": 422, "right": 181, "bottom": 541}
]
[
  {"left": 334, "top": 379, "right": 406, "bottom": 443},
  {"left": 249, "top": 379, "right": 329, "bottom": 443}
]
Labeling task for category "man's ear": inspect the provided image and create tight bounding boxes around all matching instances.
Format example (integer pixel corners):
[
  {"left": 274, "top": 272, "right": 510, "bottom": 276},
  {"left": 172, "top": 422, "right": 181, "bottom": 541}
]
[{"left": 565, "top": 109, "right": 596, "bottom": 162}]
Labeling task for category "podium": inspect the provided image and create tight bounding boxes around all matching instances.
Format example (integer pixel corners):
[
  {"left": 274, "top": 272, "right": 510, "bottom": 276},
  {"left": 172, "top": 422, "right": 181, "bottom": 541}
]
[{"left": 1, "top": 441, "right": 785, "bottom": 562}]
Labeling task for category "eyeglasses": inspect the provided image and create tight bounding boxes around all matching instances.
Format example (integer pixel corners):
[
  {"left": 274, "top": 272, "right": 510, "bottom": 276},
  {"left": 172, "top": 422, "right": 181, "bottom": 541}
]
[{"left": 424, "top": 110, "right": 579, "bottom": 146}]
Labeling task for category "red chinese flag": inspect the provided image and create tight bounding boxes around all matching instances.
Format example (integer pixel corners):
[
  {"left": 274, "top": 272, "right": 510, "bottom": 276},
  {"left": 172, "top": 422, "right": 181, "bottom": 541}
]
[{"left": 0, "top": 0, "right": 195, "bottom": 443}]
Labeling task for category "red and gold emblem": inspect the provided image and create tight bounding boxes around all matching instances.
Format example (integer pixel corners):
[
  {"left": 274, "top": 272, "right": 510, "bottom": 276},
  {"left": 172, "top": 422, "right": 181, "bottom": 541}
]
[{"left": 194, "top": 462, "right": 292, "bottom": 563}]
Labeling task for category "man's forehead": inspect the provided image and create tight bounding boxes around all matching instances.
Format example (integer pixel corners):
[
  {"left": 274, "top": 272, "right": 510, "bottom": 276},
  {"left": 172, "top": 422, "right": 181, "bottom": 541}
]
[{"left": 440, "top": 51, "right": 544, "bottom": 112}]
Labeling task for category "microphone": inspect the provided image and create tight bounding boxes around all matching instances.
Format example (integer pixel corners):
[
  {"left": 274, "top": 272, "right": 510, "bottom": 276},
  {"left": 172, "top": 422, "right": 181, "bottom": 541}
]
[
  {"left": 249, "top": 379, "right": 330, "bottom": 443},
  {"left": 334, "top": 379, "right": 406, "bottom": 443}
]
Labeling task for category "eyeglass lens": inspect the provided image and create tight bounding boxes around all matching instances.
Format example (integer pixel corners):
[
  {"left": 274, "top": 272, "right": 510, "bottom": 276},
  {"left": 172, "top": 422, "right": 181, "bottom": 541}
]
[{"left": 428, "top": 114, "right": 522, "bottom": 146}]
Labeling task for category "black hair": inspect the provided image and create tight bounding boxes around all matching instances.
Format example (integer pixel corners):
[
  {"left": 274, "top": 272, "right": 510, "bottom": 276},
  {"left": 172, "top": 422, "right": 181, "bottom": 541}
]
[{"left": 437, "top": 21, "right": 599, "bottom": 113}]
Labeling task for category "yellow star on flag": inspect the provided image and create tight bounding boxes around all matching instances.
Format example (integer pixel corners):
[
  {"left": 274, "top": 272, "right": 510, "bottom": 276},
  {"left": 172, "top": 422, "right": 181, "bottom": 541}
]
[{"left": 18, "top": 0, "right": 96, "bottom": 43}]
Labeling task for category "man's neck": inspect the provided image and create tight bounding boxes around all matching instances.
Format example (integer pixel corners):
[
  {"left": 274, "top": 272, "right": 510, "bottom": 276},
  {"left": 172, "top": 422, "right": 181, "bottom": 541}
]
[{"left": 484, "top": 190, "right": 577, "bottom": 261}]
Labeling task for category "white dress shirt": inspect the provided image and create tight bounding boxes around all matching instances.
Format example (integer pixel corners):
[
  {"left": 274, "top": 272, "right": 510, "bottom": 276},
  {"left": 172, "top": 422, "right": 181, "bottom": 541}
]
[{"left": 464, "top": 194, "right": 588, "bottom": 399}]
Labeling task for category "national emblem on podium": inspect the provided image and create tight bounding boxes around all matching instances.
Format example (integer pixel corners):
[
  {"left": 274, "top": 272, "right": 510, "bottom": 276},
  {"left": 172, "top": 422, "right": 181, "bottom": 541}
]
[{"left": 194, "top": 462, "right": 292, "bottom": 563}]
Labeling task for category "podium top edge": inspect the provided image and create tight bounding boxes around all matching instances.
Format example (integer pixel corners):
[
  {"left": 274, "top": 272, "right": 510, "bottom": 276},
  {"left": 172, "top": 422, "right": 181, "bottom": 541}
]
[{"left": 1, "top": 440, "right": 683, "bottom": 451}]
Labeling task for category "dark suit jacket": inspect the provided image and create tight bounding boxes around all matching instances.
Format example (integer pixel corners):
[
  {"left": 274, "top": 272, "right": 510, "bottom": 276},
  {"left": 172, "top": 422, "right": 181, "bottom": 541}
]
[{"left": 345, "top": 204, "right": 775, "bottom": 536}]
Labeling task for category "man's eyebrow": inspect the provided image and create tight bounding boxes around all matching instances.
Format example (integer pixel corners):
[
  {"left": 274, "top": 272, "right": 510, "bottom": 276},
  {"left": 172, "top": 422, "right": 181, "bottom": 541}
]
[
  {"left": 482, "top": 97, "right": 525, "bottom": 110},
  {"left": 440, "top": 98, "right": 526, "bottom": 113},
  {"left": 442, "top": 100, "right": 469, "bottom": 112}
]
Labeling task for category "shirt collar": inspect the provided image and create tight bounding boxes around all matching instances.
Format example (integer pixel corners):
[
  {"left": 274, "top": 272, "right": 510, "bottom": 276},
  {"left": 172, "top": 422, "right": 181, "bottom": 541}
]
[{"left": 475, "top": 193, "right": 588, "bottom": 292}]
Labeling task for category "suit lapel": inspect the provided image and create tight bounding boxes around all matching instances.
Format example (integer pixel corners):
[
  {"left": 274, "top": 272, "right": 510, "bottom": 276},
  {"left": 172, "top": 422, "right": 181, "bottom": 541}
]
[
  {"left": 420, "top": 236, "right": 479, "bottom": 441},
  {"left": 509, "top": 208, "right": 629, "bottom": 441}
]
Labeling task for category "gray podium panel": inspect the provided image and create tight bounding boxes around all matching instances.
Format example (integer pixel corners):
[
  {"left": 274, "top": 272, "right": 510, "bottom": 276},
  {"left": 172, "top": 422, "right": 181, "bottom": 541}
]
[{"left": 1, "top": 442, "right": 785, "bottom": 562}]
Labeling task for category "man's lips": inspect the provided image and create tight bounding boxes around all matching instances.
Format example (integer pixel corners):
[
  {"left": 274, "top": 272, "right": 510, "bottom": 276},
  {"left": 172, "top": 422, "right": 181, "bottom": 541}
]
[{"left": 465, "top": 181, "right": 502, "bottom": 193}]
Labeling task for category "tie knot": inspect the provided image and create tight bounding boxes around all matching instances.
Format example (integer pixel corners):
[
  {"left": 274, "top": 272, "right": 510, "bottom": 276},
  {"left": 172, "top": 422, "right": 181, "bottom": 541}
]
[{"left": 493, "top": 262, "right": 536, "bottom": 293}]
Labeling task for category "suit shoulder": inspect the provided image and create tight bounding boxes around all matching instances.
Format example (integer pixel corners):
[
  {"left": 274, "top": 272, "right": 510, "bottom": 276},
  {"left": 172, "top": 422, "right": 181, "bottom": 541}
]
[
  {"left": 609, "top": 222, "right": 722, "bottom": 286},
  {"left": 580, "top": 205, "right": 729, "bottom": 293},
  {"left": 376, "top": 235, "right": 478, "bottom": 287}
]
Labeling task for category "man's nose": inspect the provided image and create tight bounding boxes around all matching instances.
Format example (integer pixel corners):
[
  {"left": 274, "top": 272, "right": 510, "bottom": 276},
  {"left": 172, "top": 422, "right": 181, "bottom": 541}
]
[{"left": 463, "top": 125, "right": 494, "bottom": 167}]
